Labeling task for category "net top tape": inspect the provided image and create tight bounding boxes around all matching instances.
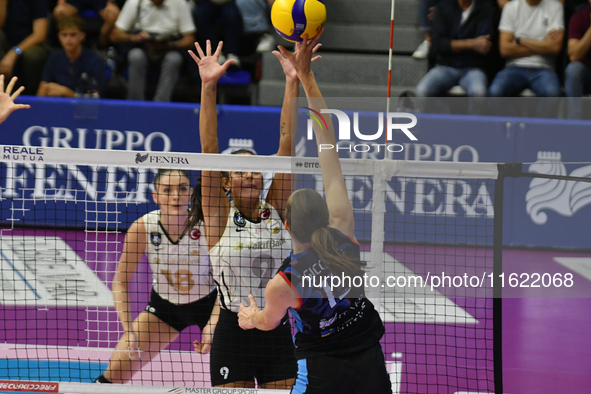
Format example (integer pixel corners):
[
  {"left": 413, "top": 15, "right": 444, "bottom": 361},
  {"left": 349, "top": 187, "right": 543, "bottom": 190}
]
[{"left": 1, "top": 145, "right": 499, "bottom": 179}]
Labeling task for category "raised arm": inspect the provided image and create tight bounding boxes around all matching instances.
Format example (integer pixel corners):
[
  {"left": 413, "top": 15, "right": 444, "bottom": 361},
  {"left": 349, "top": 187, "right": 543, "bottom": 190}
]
[
  {"left": 278, "top": 30, "right": 355, "bottom": 239},
  {"left": 189, "top": 41, "right": 234, "bottom": 248},
  {"left": 266, "top": 51, "right": 299, "bottom": 219},
  {"left": 267, "top": 45, "right": 322, "bottom": 219},
  {"left": 0, "top": 75, "right": 30, "bottom": 125}
]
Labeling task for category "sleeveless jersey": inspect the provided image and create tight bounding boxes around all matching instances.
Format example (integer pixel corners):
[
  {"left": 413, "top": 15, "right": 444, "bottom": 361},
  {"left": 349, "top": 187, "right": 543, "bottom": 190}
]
[
  {"left": 278, "top": 230, "right": 384, "bottom": 359},
  {"left": 143, "top": 210, "right": 214, "bottom": 305},
  {"left": 209, "top": 202, "right": 291, "bottom": 313}
]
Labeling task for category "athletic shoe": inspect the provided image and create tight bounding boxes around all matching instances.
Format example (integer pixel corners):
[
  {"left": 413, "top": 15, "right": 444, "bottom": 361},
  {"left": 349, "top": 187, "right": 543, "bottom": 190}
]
[
  {"left": 256, "top": 33, "right": 275, "bottom": 53},
  {"left": 412, "top": 40, "right": 430, "bottom": 59}
]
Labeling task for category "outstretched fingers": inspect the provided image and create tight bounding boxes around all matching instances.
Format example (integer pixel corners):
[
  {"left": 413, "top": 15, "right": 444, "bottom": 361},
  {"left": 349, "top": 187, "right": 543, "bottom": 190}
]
[
  {"left": 5, "top": 76, "right": 16, "bottom": 96},
  {"left": 0, "top": 74, "right": 4, "bottom": 93},
  {"left": 276, "top": 45, "right": 292, "bottom": 59},
  {"left": 11, "top": 85, "right": 25, "bottom": 101},
  {"left": 195, "top": 41, "right": 205, "bottom": 59},
  {"left": 309, "top": 27, "right": 324, "bottom": 48},
  {"left": 206, "top": 39, "right": 212, "bottom": 57},
  {"left": 214, "top": 41, "right": 224, "bottom": 58},
  {"left": 188, "top": 49, "right": 200, "bottom": 64}
]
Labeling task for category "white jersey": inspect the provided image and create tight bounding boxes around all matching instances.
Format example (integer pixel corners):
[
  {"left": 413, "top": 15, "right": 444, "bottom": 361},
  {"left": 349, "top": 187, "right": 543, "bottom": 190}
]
[
  {"left": 143, "top": 210, "right": 214, "bottom": 305},
  {"left": 499, "top": 0, "right": 564, "bottom": 69},
  {"left": 209, "top": 203, "right": 291, "bottom": 313}
]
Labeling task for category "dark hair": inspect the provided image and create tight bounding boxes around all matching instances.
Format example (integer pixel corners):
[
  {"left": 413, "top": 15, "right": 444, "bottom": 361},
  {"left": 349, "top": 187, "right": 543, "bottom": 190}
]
[
  {"left": 286, "top": 189, "right": 366, "bottom": 277},
  {"left": 188, "top": 178, "right": 204, "bottom": 228},
  {"left": 153, "top": 169, "right": 203, "bottom": 227},
  {"left": 57, "top": 15, "right": 85, "bottom": 32},
  {"left": 221, "top": 149, "right": 257, "bottom": 181}
]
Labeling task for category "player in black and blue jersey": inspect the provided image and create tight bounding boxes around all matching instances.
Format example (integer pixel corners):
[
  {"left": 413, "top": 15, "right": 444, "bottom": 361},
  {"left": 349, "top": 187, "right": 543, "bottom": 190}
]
[{"left": 238, "top": 29, "right": 392, "bottom": 394}]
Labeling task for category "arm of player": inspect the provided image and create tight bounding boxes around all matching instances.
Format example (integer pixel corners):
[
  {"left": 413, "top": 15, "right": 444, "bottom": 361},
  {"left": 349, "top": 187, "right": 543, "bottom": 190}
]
[
  {"left": 0, "top": 75, "right": 30, "bottom": 125},
  {"left": 189, "top": 41, "right": 234, "bottom": 245},
  {"left": 278, "top": 29, "right": 355, "bottom": 239},
  {"left": 194, "top": 295, "right": 220, "bottom": 354},
  {"left": 238, "top": 275, "right": 298, "bottom": 331},
  {"left": 267, "top": 44, "right": 322, "bottom": 219},
  {"left": 112, "top": 218, "right": 145, "bottom": 334},
  {"left": 266, "top": 51, "right": 299, "bottom": 219}
]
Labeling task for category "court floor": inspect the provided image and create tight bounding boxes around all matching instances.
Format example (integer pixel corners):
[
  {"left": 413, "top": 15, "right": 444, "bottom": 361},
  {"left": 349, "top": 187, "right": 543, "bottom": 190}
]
[{"left": 1, "top": 229, "right": 590, "bottom": 393}]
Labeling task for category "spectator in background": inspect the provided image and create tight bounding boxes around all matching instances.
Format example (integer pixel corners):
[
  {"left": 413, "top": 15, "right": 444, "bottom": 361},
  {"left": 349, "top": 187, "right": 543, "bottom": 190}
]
[
  {"left": 193, "top": 0, "right": 243, "bottom": 68},
  {"left": 413, "top": 0, "right": 440, "bottom": 59},
  {"left": 0, "top": 0, "right": 50, "bottom": 94},
  {"left": 38, "top": 16, "right": 106, "bottom": 98},
  {"left": 236, "top": 0, "right": 275, "bottom": 53},
  {"left": 111, "top": 0, "right": 196, "bottom": 102},
  {"left": 53, "top": 0, "right": 120, "bottom": 48},
  {"left": 565, "top": 0, "right": 591, "bottom": 118},
  {"left": 489, "top": 0, "right": 564, "bottom": 97},
  {"left": 415, "top": 0, "right": 496, "bottom": 97}
]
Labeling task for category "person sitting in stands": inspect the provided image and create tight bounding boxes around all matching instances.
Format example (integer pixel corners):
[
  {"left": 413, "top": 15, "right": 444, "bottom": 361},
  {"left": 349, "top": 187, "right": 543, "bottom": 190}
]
[
  {"left": 38, "top": 16, "right": 106, "bottom": 98},
  {"left": 415, "top": 0, "right": 497, "bottom": 97}
]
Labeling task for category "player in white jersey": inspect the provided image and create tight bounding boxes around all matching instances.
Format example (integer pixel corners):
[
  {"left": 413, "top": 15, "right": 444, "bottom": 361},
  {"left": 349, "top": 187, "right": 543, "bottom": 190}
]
[
  {"left": 95, "top": 169, "right": 217, "bottom": 384},
  {"left": 189, "top": 40, "right": 319, "bottom": 388}
]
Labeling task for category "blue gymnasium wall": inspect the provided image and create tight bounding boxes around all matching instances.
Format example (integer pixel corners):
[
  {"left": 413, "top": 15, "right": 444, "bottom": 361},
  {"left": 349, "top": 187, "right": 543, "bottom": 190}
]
[{"left": 1, "top": 97, "right": 590, "bottom": 250}]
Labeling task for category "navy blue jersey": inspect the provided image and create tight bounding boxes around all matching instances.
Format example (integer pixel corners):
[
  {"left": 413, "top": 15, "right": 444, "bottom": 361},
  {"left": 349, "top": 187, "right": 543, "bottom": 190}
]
[{"left": 278, "top": 229, "right": 384, "bottom": 359}]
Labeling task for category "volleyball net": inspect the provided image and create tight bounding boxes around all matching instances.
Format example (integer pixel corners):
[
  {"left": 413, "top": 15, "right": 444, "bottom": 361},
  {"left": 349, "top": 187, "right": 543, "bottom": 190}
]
[{"left": 0, "top": 146, "right": 512, "bottom": 394}]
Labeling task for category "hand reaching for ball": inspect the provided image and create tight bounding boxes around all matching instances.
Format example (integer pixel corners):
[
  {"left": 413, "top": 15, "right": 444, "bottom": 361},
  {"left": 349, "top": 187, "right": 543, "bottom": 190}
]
[
  {"left": 273, "top": 41, "right": 322, "bottom": 82},
  {"left": 277, "top": 28, "right": 324, "bottom": 81}
]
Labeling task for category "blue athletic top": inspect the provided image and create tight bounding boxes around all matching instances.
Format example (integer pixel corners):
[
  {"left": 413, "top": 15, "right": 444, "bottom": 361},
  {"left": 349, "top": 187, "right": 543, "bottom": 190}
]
[
  {"left": 42, "top": 47, "right": 106, "bottom": 95},
  {"left": 278, "top": 229, "right": 384, "bottom": 359}
]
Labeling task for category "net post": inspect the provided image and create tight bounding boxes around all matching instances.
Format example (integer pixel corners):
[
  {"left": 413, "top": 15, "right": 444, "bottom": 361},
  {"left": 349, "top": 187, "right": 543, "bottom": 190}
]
[
  {"left": 493, "top": 162, "right": 522, "bottom": 394},
  {"left": 493, "top": 164, "right": 504, "bottom": 394}
]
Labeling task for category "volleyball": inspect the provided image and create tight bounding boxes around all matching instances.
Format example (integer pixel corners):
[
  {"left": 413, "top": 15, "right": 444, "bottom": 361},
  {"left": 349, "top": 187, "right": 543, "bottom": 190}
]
[{"left": 271, "top": 0, "right": 326, "bottom": 43}]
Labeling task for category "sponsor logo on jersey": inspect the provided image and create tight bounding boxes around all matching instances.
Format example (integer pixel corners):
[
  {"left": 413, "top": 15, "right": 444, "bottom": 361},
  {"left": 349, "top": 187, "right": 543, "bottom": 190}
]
[
  {"left": 259, "top": 208, "right": 271, "bottom": 220},
  {"left": 234, "top": 211, "right": 246, "bottom": 227},
  {"left": 151, "top": 232, "right": 162, "bottom": 246},
  {"left": 190, "top": 228, "right": 201, "bottom": 240},
  {"left": 266, "top": 219, "right": 281, "bottom": 234}
]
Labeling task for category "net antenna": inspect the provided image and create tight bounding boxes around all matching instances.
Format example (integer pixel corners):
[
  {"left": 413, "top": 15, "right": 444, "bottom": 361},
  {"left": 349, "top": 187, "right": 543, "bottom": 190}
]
[{"left": 385, "top": 0, "right": 396, "bottom": 152}]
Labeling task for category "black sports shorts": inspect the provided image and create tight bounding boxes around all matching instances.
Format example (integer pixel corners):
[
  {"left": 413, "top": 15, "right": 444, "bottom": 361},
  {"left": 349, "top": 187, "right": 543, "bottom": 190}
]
[
  {"left": 291, "top": 343, "right": 392, "bottom": 394},
  {"left": 145, "top": 288, "right": 217, "bottom": 332},
  {"left": 210, "top": 308, "right": 297, "bottom": 386}
]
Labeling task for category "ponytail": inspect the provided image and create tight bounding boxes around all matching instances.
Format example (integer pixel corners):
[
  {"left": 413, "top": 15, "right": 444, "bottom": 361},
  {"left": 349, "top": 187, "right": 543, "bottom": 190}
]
[
  {"left": 287, "top": 189, "right": 366, "bottom": 278},
  {"left": 188, "top": 177, "right": 204, "bottom": 229},
  {"left": 311, "top": 227, "right": 366, "bottom": 278}
]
